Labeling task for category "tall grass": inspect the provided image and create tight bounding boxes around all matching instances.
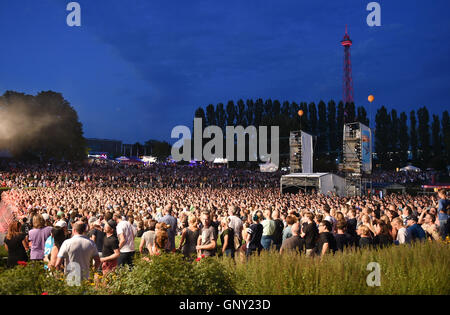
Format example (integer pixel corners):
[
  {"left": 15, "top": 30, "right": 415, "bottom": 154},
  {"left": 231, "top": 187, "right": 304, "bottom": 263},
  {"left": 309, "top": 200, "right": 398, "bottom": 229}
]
[
  {"left": 1, "top": 237, "right": 448, "bottom": 294},
  {"left": 221, "top": 242, "right": 450, "bottom": 295}
]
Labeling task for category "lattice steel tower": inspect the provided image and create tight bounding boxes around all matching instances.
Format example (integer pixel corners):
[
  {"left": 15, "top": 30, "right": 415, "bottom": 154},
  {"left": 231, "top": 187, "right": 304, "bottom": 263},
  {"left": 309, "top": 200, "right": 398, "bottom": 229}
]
[{"left": 341, "top": 25, "right": 354, "bottom": 104}]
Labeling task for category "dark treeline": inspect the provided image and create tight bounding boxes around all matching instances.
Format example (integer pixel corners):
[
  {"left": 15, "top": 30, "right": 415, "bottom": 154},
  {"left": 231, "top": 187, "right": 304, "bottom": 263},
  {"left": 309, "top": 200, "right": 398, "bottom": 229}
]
[
  {"left": 193, "top": 99, "right": 450, "bottom": 170},
  {"left": 375, "top": 106, "right": 449, "bottom": 170}
]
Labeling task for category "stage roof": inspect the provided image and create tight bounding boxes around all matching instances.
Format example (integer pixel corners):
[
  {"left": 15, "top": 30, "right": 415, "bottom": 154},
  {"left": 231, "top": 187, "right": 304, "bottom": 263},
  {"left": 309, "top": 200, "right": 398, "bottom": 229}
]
[{"left": 282, "top": 173, "right": 329, "bottom": 178}]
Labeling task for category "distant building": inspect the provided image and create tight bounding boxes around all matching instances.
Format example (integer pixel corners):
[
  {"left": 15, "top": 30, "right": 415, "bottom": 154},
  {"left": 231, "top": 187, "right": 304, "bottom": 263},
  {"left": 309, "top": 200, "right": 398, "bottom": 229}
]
[{"left": 86, "top": 138, "right": 122, "bottom": 157}]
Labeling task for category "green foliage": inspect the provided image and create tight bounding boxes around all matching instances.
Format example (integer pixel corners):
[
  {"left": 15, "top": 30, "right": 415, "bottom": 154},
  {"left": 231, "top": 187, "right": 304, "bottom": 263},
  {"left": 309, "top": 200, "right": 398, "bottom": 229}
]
[
  {"left": 144, "top": 140, "right": 171, "bottom": 161},
  {"left": 0, "top": 261, "right": 96, "bottom": 295},
  {"left": 192, "top": 257, "right": 235, "bottom": 295},
  {"left": 105, "top": 253, "right": 235, "bottom": 295}
]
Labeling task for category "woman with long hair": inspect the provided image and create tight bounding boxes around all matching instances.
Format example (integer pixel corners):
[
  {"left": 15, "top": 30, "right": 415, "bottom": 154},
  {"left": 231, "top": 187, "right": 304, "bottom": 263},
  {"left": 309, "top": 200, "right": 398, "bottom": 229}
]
[
  {"left": 152, "top": 222, "right": 170, "bottom": 256},
  {"left": 28, "top": 214, "right": 53, "bottom": 261},
  {"left": 373, "top": 221, "right": 393, "bottom": 249},
  {"left": 47, "top": 227, "right": 66, "bottom": 270},
  {"left": 220, "top": 217, "right": 235, "bottom": 258},
  {"left": 4, "top": 220, "right": 29, "bottom": 268},
  {"left": 178, "top": 215, "right": 200, "bottom": 258}
]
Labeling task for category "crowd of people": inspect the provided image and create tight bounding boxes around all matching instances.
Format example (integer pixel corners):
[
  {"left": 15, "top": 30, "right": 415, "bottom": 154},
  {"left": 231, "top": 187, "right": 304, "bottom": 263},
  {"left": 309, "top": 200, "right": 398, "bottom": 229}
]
[
  {"left": 0, "top": 161, "right": 282, "bottom": 190},
  {"left": 370, "top": 169, "right": 437, "bottom": 185},
  {"left": 0, "top": 161, "right": 449, "bottom": 283}
]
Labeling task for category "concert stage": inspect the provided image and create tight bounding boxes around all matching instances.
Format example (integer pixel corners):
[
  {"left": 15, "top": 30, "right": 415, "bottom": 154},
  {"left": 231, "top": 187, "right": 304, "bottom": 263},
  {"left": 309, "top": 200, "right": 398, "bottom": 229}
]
[{"left": 280, "top": 173, "right": 346, "bottom": 196}]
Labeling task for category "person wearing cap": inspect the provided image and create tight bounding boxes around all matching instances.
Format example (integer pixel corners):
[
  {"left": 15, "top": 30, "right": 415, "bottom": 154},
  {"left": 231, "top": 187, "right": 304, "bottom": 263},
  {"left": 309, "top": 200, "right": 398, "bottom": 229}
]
[
  {"left": 245, "top": 210, "right": 264, "bottom": 257},
  {"left": 28, "top": 214, "right": 53, "bottom": 261},
  {"left": 406, "top": 215, "right": 426, "bottom": 242},
  {"left": 100, "top": 220, "right": 119, "bottom": 275},
  {"left": 87, "top": 218, "right": 105, "bottom": 257}
]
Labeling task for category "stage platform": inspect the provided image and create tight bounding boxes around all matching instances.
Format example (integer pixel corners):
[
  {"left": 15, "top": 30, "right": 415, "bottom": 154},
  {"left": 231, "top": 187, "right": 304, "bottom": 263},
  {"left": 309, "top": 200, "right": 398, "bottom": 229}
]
[{"left": 280, "top": 172, "right": 346, "bottom": 196}]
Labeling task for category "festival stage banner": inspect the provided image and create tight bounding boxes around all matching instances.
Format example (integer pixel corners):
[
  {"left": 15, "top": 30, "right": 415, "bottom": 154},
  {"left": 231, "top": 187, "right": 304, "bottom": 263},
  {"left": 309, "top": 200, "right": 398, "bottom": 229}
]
[
  {"left": 301, "top": 131, "right": 313, "bottom": 173},
  {"left": 360, "top": 123, "right": 372, "bottom": 174}
]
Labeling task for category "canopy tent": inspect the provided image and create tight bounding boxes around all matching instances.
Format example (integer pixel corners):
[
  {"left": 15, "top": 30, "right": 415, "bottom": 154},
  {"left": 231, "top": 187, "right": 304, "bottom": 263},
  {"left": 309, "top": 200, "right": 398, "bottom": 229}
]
[
  {"left": 115, "top": 156, "right": 129, "bottom": 161},
  {"left": 280, "top": 173, "right": 346, "bottom": 196},
  {"left": 259, "top": 161, "right": 278, "bottom": 173},
  {"left": 399, "top": 165, "right": 421, "bottom": 172},
  {"left": 141, "top": 156, "right": 157, "bottom": 163},
  {"left": 213, "top": 158, "right": 228, "bottom": 164}
]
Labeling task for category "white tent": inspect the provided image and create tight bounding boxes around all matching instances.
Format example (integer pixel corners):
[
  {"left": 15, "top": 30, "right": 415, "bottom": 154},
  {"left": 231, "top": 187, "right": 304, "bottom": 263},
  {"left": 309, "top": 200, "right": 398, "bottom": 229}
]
[
  {"left": 400, "top": 165, "right": 421, "bottom": 172},
  {"left": 141, "top": 156, "right": 157, "bottom": 163},
  {"left": 115, "top": 156, "right": 129, "bottom": 161},
  {"left": 281, "top": 173, "right": 346, "bottom": 196},
  {"left": 213, "top": 158, "right": 228, "bottom": 164},
  {"left": 259, "top": 161, "right": 278, "bottom": 172}
]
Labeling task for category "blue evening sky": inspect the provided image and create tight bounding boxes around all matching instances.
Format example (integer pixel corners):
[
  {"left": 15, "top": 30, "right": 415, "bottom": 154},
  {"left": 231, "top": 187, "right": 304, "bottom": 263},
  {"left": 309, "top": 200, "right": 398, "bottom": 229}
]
[{"left": 0, "top": 0, "right": 449, "bottom": 143}]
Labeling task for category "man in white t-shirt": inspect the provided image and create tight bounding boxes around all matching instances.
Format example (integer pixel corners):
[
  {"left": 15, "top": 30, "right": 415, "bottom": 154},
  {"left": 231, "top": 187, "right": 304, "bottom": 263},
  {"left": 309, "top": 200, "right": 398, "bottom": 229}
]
[
  {"left": 228, "top": 206, "right": 243, "bottom": 243},
  {"left": 55, "top": 221, "right": 100, "bottom": 283},
  {"left": 113, "top": 212, "right": 136, "bottom": 267},
  {"left": 392, "top": 217, "right": 411, "bottom": 245}
]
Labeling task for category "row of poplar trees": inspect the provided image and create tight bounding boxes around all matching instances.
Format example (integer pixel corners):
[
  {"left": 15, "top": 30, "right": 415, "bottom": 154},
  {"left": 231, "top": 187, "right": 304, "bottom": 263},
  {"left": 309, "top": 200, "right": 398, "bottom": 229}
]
[{"left": 194, "top": 99, "right": 449, "bottom": 170}]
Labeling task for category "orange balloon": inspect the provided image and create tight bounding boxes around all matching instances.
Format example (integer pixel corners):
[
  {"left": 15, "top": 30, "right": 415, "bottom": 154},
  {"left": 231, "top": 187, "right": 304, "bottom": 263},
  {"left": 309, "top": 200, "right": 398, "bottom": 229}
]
[
  {"left": 368, "top": 95, "right": 374, "bottom": 103},
  {"left": 298, "top": 110, "right": 304, "bottom": 117}
]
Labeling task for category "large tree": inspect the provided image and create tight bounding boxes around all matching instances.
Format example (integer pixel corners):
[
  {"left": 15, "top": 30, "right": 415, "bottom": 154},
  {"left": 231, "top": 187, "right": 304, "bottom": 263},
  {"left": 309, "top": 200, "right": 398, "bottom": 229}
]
[
  {"left": 375, "top": 106, "right": 391, "bottom": 168},
  {"left": 236, "top": 99, "right": 246, "bottom": 126},
  {"left": 145, "top": 139, "right": 171, "bottom": 161},
  {"left": 205, "top": 104, "right": 216, "bottom": 126},
  {"left": 390, "top": 109, "right": 400, "bottom": 166},
  {"left": 344, "top": 102, "right": 356, "bottom": 124},
  {"left": 317, "top": 100, "right": 327, "bottom": 153},
  {"left": 0, "top": 90, "right": 86, "bottom": 161},
  {"left": 245, "top": 99, "right": 254, "bottom": 126},
  {"left": 442, "top": 111, "right": 450, "bottom": 164},
  {"left": 410, "top": 110, "right": 418, "bottom": 163},
  {"left": 431, "top": 114, "right": 442, "bottom": 158},
  {"left": 299, "top": 102, "right": 309, "bottom": 132},
  {"left": 327, "top": 100, "right": 337, "bottom": 154},
  {"left": 336, "top": 101, "right": 345, "bottom": 158},
  {"left": 194, "top": 107, "right": 206, "bottom": 154},
  {"left": 417, "top": 106, "right": 431, "bottom": 165},
  {"left": 398, "top": 112, "right": 409, "bottom": 165},
  {"left": 308, "top": 102, "right": 318, "bottom": 136},
  {"left": 357, "top": 106, "right": 369, "bottom": 126},
  {"left": 254, "top": 99, "right": 264, "bottom": 127},
  {"left": 226, "top": 100, "right": 236, "bottom": 126},
  {"left": 215, "top": 103, "right": 226, "bottom": 132}
]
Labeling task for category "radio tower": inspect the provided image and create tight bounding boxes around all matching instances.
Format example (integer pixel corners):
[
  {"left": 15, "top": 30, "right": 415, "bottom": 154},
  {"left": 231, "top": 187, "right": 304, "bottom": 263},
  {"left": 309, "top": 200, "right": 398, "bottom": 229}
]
[{"left": 341, "top": 25, "right": 354, "bottom": 104}]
